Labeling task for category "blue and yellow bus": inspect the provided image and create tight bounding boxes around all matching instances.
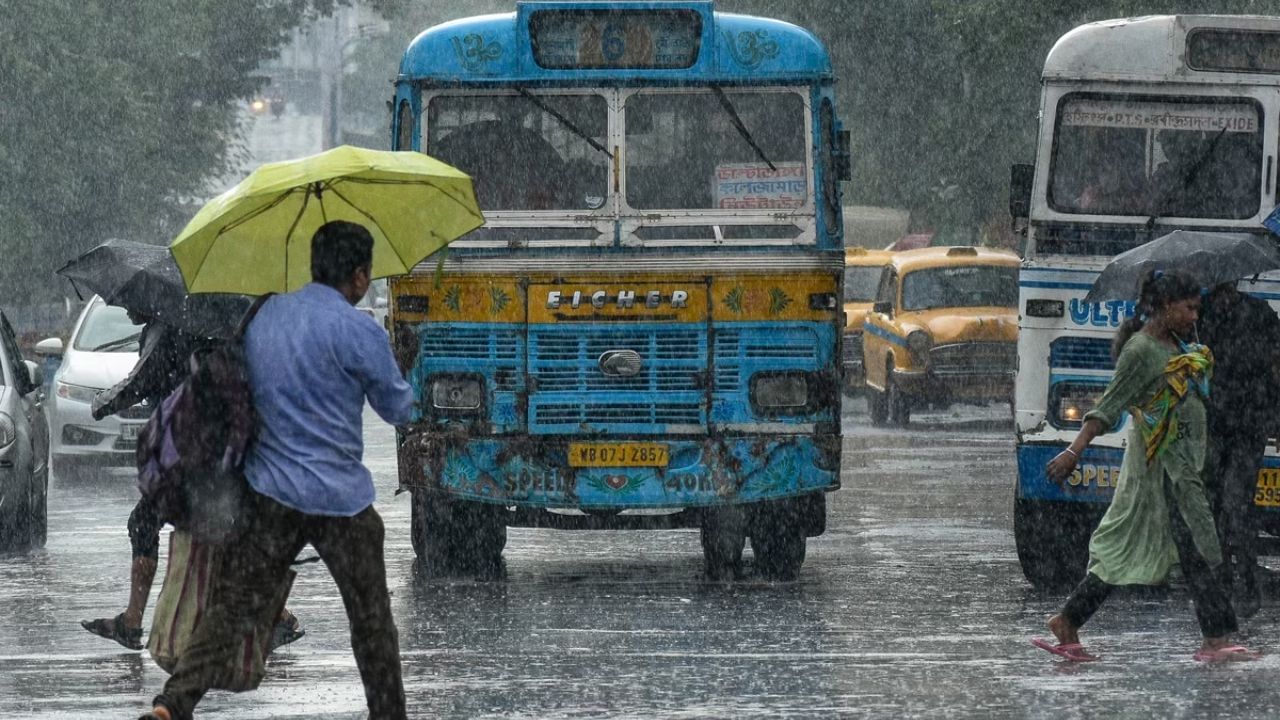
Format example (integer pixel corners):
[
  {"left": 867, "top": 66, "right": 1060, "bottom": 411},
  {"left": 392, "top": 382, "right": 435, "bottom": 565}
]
[{"left": 388, "top": 1, "right": 848, "bottom": 579}]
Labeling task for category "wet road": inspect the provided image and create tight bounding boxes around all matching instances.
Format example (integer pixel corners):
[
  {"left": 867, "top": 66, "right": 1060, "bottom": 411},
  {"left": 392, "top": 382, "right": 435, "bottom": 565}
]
[{"left": 4, "top": 401, "right": 1280, "bottom": 718}]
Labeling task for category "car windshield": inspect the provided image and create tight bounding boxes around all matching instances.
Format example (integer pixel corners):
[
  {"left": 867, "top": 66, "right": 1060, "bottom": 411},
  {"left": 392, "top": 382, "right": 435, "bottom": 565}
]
[
  {"left": 1049, "top": 95, "right": 1262, "bottom": 219},
  {"left": 426, "top": 93, "right": 609, "bottom": 212},
  {"left": 843, "top": 266, "right": 882, "bottom": 302},
  {"left": 625, "top": 90, "right": 808, "bottom": 210},
  {"left": 73, "top": 301, "right": 142, "bottom": 352},
  {"left": 901, "top": 265, "right": 1018, "bottom": 311}
]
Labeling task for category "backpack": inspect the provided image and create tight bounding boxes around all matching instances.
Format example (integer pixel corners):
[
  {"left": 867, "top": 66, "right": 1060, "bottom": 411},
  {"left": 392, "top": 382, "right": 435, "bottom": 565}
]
[{"left": 135, "top": 296, "right": 270, "bottom": 543}]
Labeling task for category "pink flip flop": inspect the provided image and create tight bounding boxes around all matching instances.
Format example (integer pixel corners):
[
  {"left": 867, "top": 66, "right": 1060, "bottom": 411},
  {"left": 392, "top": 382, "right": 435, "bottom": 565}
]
[
  {"left": 1193, "top": 645, "right": 1262, "bottom": 663},
  {"left": 1032, "top": 637, "right": 1099, "bottom": 662}
]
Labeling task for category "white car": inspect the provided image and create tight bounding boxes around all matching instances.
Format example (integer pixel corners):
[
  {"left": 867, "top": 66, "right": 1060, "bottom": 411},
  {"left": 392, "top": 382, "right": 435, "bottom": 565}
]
[{"left": 39, "top": 297, "right": 147, "bottom": 481}]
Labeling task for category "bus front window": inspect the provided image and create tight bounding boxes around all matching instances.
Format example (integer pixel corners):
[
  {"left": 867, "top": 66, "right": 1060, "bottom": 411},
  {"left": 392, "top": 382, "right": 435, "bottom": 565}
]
[
  {"left": 1049, "top": 95, "right": 1262, "bottom": 219},
  {"left": 426, "top": 93, "right": 609, "bottom": 212},
  {"left": 625, "top": 90, "right": 807, "bottom": 210}
]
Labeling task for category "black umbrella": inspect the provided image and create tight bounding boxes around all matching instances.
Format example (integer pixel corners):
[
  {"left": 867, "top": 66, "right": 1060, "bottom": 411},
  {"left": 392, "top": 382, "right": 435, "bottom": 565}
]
[
  {"left": 1083, "top": 231, "right": 1280, "bottom": 303},
  {"left": 56, "top": 239, "right": 253, "bottom": 339}
]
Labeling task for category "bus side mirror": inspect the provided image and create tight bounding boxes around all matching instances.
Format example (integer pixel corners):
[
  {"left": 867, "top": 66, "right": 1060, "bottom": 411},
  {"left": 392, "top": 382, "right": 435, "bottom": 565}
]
[
  {"left": 835, "top": 130, "right": 853, "bottom": 182},
  {"left": 1009, "top": 163, "right": 1034, "bottom": 219},
  {"left": 873, "top": 301, "right": 892, "bottom": 316}
]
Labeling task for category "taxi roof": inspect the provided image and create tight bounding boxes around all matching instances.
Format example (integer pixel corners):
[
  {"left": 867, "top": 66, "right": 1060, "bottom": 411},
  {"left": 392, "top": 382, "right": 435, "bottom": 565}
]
[
  {"left": 889, "top": 246, "right": 1020, "bottom": 274},
  {"left": 844, "top": 247, "right": 894, "bottom": 267}
]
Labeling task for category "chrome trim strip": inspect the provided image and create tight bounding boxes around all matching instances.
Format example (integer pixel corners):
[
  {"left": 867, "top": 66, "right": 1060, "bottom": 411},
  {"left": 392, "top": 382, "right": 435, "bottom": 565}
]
[
  {"left": 714, "top": 423, "right": 818, "bottom": 433},
  {"left": 411, "top": 254, "right": 844, "bottom": 275}
]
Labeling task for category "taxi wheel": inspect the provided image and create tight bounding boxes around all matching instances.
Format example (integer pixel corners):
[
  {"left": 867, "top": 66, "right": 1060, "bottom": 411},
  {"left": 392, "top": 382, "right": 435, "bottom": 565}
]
[
  {"left": 1013, "top": 498, "right": 1090, "bottom": 591},
  {"left": 700, "top": 506, "right": 746, "bottom": 581},
  {"left": 750, "top": 499, "right": 807, "bottom": 581},
  {"left": 886, "top": 376, "right": 911, "bottom": 427},
  {"left": 412, "top": 490, "right": 507, "bottom": 579}
]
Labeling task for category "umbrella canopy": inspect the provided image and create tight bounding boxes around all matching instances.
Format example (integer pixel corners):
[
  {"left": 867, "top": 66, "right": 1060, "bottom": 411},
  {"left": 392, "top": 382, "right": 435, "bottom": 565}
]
[
  {"left": 170, "top": 146, "right": 484, "bottom": 295},
  {"left": 56, "top": 240, "right": 253, "bottom": 339},
  {"left": 1083, "top": 231, "right": 1280, "bottom": 303}
]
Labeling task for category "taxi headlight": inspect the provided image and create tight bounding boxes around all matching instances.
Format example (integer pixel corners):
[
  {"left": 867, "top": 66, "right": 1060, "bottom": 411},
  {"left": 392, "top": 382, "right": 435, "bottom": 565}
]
[
  {"left": 750, "top": 372, "right": 810, "bottom": 411},
  {"left": 906, "top": 331, "right": 932, "bottom": 361},
  {"left": 0, "top": 412, "right": 15, "bottom": 447},
  {"left": 1050, "top": 382, "right": 1104, "bottom": 429},
  {"left": 56, "top": 381, "right": 100, "bottom": 405},
  {"left": 430, "top": 375, "right": 484, "bottom": 412}
]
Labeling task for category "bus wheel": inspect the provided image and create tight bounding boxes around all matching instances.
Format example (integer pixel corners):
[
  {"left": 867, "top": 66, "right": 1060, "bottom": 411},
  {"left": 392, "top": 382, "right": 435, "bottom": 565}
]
[
  {"left": 700, "top": 506, "right": 746, "bottom": 581},
  {"left": 750, "top": 499, "right": 807, "bottom": 581},
  {"left": 412, "top": 490, "right": 507, "bottom": 579},
  {"left": 1013, "top": 498, "right": 1090, "bottom": 591}
]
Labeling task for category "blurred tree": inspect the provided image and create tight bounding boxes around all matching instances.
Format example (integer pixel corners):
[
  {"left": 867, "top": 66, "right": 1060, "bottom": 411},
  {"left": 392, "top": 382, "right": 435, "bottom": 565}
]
[{"left": 0, "top": 0, "right": 402, "bottom": 305}]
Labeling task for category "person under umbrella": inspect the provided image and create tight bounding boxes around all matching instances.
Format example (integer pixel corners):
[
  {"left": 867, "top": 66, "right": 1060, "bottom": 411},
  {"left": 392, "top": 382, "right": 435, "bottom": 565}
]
[{"left": 1035, "top": 271, "right": 1258, "bottom": 663}]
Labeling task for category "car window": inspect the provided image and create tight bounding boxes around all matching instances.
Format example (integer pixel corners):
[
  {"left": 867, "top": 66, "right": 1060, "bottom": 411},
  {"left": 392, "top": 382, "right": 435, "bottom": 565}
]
[
  {"left": 843, "top": 266, "right": 883, "bottom": 302},
  {"left": 0, "top": 312, "right": 16, "bottom": 387},
  {"left": 73, "top": 301, "right": 143, "bottom": 352},
  {"left": 901, "top": 265, "right": 1019, "bottom": 312}
]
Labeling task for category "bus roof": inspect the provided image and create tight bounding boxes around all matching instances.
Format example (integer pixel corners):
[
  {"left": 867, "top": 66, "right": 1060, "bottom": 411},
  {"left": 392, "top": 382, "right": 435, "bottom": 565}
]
[
  {"left": 1044, "top": 14, "right": 1280, "bottom": 85},
  {"left": 399, "top": 1, "right": 833, "bottom": 86}
]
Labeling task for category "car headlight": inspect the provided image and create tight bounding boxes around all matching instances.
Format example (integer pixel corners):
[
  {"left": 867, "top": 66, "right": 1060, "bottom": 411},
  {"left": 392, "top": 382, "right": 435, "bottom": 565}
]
[
  {"left": 906, "top": 331, "right": 932, "bottom": 361},
  {"left": 750, "top": 372, "right": 810, "bottom": 411},
  {"left": 56, "top": 381, "right": 101, "bottom": 404},
  {"left": 1050, "top": 383, "right": 1105, "bottom": 429},
  {"left": 430, "top": 375, "right": 484, "bottom": 412},
  {"left": 0, "top": 412, "right": 15, "bottom": 447}
]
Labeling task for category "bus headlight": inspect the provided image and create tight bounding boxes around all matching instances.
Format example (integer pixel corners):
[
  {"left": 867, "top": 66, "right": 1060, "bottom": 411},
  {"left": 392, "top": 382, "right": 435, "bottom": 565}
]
[
  {"left": 906, "top": 331, "right": 932, "bottom": 362},
  {"left": 1049, "top": 382, "right": 1104, "bottom": 429},
  {"left": 750, "top": 372, "right": 810, "bottom": 412},
  {"left": 430, "top": 374, "right": 484, "bottom": 412}
]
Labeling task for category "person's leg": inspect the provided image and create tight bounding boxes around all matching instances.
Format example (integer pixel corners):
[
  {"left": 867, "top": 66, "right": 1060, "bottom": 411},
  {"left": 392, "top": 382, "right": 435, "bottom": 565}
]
[
  {"left": 1050, "top": 573, "right": 1114, "bottom": 645},
  {"left": 151, "top": 492, "right": 306, "bottom": 720},
  {"left": 309, "top": 506, "right": 407, "bottom": 720},
  {"left": 1164, "top": 474, "right": 1238, "bottom": 646},
  {"left": 82, "top": 497, "right": 161, "bottom": 650},
  {"left": 1220, "top": 435, "right": 1265, "bottom": 607}
]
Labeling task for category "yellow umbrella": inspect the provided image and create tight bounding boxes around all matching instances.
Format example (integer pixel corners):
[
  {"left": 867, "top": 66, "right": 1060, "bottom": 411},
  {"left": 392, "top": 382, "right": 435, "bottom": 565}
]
[{"left": 170, "top": 145, "right": 484, "bottom": 294}]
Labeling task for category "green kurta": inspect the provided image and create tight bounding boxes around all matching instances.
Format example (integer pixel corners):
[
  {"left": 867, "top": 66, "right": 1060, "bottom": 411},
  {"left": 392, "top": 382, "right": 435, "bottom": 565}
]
[{"left": 1081, "top": 332, "right": 1223, "bottom": 586}]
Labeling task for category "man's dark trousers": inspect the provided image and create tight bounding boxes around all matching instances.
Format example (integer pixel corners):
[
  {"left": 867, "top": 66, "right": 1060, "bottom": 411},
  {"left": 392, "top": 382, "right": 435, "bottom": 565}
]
[
  {"left": 1206, "top": 430, "right": 1266, "bottom": 595},
  {"left": 155, "top": 489, "right": 407, "bottom": 720}
]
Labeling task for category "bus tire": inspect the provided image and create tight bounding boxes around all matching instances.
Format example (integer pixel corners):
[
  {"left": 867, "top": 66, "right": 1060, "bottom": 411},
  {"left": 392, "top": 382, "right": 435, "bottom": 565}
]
[
  {"left": 700, "top": 506, "right": 745, "bottom": 581},
  {"left": 750, "top": 499, "right": 807, "bottom": 581},
  {"left": 1014, "top": 498, "right": 1091, "bottom": 591},
  {"left": 412, "top": 490, "right": 507, "bottom": 579}
]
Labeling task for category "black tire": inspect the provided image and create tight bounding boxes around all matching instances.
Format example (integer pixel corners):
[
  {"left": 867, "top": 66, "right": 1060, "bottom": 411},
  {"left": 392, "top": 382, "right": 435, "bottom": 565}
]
[
  {"left": 886, "top": 374, "right": 910, "bottom": 427},
  {"left": 0, "top": 482, "right": 32, "bottom": 551},
  {"left": 868, "top": 387, "right": 889, "bottom": 426},
  {"left": 750, "top": 499, "right": 807, "bottom": 581},
  {"left": 29, "top": 471, "right": 47, "bottom": 548},
  {"left": 412, "top": 490, "right": 507, "bottom": 579},
  {"left": 700, "top": 506, "right": 746, "bottom": 581},
  {"left": 1014, "top": 498, "right": 1094, "bottom": 591}
]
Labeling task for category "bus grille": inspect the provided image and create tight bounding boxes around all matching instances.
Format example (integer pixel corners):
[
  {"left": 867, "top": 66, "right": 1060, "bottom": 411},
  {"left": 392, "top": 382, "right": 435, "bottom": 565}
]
[
  {"left": 714, "top": 327, "right": 820, "bottom": 392},
  {"left": 529, "top": 327, "right": 705, "bottom": 432},
  {"left": 421, "top": 326, "right": 522, "bottom": 391},
  {"left": 1049, "top": 336, "right": 1114, "bottom": 371},
  {"left": 928, "top": 342, "right": 1016, "bottom": 377}
]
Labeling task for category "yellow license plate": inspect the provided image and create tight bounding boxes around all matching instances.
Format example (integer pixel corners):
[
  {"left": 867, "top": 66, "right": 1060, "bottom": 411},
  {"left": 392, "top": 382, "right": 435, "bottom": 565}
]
[
  {"left": 1255, "top": 469, "right": 1280, "bottom": 508},
  {"left": 568, "top": 442, "right": 670, "bottom": 468}
]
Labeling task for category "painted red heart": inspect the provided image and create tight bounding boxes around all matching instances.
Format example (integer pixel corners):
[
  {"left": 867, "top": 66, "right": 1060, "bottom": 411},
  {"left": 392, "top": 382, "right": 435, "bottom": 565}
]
[{"left": 605, "top": 475, "right": 628, "bottom": 490}]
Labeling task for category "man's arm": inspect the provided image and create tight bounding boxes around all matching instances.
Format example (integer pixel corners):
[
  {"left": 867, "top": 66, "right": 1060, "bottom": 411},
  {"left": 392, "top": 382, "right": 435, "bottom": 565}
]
[
  {"left": 91, "top": 325, "right": 173, "bottom": 420},
  {"left": 348, "top": 318, "right": 415, "bottom": 426}
]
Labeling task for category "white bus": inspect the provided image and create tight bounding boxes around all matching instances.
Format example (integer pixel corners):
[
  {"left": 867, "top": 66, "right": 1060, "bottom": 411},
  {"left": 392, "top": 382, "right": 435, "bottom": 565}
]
[{"left": 1011, "top": 15, "right": 1280, "bottom": 589}]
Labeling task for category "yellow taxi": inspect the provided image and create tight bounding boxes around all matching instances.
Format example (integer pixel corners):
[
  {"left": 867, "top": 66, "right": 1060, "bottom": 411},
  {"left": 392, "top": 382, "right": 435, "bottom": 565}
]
[
  {"left": 842, "top": 247, "right": 893, "bottom": 392},
  {"left": 861, "top": 246, "right": 1019, "bottom": 425}
]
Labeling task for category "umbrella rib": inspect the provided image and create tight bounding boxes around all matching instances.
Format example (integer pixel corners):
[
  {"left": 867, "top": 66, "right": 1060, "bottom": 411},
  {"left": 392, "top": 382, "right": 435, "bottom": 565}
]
[
  {"left": 324, "top": 184, "right": 409, "bottom": 270},
  {"left": 341, "top": 177, "right": 485, "bottom": 225},
  {"left": 218, "top": 187, "right": 306, "bottom": 237},
  {"left": 283, "top": 187, "right": 313, "bottom": 291}
]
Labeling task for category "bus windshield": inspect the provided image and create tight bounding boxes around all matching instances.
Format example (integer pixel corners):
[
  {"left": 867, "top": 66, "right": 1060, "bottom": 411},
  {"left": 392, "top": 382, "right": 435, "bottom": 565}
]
[
  {"left": 902, "top": 266, "right": 1018, "bottom": 311},
  {"left": 1048, "top": 94, "right": 1262, "bottom": 219},
  {"left": 426, "top": 93, "right": 609, "bottom": 212},
  {"left": 625, "top": 90, "right": 808, "bottom": 210}
]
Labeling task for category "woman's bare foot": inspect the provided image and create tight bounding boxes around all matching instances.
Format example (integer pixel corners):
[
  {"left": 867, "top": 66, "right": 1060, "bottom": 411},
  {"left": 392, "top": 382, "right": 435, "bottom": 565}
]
[{"left": 1048, "top": 614, "right": 1081, "bottom": 646}]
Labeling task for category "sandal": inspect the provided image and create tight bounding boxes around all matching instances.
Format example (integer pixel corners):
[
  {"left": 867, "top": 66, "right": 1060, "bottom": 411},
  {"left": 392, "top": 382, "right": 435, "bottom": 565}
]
[
  {"left": 1032, "top": 637, "right": 1099, "bottom": 662},
  {"left": 268, "top": 615, "right": 305, "bottom": 652},
  {"left": 1193, "top": 645, "right": 1261, "bottom": 663},
  {"left": 81, "top": 613, "right": 143, "bottom": 651}
]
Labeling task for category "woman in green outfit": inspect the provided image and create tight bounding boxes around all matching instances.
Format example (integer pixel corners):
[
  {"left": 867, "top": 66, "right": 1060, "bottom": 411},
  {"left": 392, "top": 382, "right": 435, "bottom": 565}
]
[{"left": 1035, "top": 270, "right": 1258, "bottom": 663}]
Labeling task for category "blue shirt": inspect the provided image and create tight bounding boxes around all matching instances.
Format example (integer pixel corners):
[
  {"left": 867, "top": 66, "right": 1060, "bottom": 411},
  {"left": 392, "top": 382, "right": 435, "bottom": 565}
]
[{"left": 243, "top": 283, "right": 413, "bottom": 516}]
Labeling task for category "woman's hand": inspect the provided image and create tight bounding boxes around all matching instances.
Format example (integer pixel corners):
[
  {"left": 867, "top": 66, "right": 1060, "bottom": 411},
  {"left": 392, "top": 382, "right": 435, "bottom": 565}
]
[{"left": 1046, "top": 449, "right": 1079, "bottom": 483}]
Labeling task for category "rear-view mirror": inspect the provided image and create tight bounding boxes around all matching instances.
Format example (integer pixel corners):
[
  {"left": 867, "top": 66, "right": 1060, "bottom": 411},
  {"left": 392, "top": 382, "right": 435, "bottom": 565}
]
[
  {"left": 33, "top": 337, "right": 63, "bottom": 358},
  {"left": 23, "top": 360, "right": 42, "bottom": 392},
  {"left": 1009, "top": 163, "right": 1034, "bottom": 219},
  {"left": 873, "top": 301, "right": 892, "bottom": 315}
]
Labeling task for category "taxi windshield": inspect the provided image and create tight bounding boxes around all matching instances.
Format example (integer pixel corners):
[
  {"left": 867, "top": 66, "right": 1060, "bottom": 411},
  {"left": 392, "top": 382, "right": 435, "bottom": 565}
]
[
  {"left": 902, "top": 265, "right": 1018, "bottom": 311},
  {"left": 843, "top": 266, "right": 882, "bottom": 302}
]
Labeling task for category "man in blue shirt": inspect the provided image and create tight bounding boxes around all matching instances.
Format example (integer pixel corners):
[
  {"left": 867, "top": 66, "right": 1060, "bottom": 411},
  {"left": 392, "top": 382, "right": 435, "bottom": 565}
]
[{"left": 146, "top": 221, "right": 414, "bottom": 720}]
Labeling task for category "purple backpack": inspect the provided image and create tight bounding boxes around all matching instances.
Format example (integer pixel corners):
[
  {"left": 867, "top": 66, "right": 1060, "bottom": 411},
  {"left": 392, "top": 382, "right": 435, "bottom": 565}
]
[{"left": 135, "top": 297, "right": 268, "bottom": 542}]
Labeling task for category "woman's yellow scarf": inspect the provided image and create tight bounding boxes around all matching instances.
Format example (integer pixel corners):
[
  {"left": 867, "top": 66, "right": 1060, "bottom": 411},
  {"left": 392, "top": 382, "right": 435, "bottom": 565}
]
[{"left": 1131, "top": 342, "right": 1213, "bottom": 465}]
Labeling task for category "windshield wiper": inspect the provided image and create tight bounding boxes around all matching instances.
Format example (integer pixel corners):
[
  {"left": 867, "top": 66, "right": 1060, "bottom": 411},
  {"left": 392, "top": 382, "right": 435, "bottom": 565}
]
[
  {"left": 515, "top": 88, "right": 612, "bottom": 158},
  {"left": 90, "top": 332, "right": 142, "bottom": 352},
  {"left": 711, "top": 85, "right": 776, "bottom": 171},
  {"left": 1145, "top": 125, "right": 1229, "bottom": 230}
]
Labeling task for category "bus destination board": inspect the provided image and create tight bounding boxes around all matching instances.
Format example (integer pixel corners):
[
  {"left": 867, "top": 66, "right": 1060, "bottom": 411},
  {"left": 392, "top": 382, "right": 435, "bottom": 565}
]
[{"left": 530, "top": 10, "right": 701, "bottom": 69}]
